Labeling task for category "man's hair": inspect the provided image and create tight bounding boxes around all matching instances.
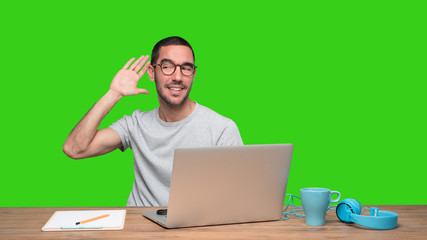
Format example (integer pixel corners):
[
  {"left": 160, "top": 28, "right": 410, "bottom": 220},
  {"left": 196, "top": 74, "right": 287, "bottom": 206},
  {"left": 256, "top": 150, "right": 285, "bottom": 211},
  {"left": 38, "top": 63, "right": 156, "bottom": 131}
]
[{"left": 151, "top": 36, "right": 195, "bottom": 65}]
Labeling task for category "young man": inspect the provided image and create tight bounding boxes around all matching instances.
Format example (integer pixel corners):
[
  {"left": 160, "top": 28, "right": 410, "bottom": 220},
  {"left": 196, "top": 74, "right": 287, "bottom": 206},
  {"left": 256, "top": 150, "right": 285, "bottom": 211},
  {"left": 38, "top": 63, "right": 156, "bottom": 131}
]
[{"left": 63, "top": 36, "right": 243, "bottom": 206}]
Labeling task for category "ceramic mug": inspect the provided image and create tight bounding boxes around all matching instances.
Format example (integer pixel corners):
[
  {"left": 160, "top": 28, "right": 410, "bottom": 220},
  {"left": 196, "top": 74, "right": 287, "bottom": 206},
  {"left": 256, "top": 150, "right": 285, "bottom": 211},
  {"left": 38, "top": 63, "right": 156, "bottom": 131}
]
[{"left": 300, "top": 187, "right": 341, "bottom": 226}]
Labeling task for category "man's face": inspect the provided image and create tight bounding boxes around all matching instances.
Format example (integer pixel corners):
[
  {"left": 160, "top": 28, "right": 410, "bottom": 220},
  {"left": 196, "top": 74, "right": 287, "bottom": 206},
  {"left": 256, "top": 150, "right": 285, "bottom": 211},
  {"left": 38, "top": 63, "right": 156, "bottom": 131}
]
[{"left": 148, "top": 45, "right": 196, "bottom": 106}]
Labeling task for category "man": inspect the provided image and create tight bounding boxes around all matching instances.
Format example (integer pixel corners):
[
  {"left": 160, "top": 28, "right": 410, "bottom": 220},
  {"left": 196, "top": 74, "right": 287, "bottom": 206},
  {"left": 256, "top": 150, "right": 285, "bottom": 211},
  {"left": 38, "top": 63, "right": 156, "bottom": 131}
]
[{"left": 63, "top": 36, "right": 243, "bottom": 206}]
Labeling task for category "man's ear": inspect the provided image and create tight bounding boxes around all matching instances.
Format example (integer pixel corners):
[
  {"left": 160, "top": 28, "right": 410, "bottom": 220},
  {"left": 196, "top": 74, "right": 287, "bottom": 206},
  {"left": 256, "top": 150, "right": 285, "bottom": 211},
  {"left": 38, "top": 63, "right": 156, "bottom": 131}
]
[{"left": 148, "top": 65, "right": 155, "bottom": 82}]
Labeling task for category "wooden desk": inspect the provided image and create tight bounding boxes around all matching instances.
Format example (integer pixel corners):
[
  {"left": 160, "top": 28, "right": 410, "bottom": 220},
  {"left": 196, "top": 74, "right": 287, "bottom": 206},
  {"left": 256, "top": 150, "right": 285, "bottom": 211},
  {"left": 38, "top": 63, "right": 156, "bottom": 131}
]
[{"left": 0, "top": 205, "right": 426, "bottom": 239}]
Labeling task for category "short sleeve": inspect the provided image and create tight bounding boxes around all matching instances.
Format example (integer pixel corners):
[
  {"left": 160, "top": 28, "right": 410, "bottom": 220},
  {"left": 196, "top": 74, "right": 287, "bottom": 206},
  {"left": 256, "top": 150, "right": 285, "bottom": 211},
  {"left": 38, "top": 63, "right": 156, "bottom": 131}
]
[
  {"left": 109, "top": 115, "right": 132, "bottom": 152},
  {"left": 216, "top": 120, "right": 244, "bottom": 146}
]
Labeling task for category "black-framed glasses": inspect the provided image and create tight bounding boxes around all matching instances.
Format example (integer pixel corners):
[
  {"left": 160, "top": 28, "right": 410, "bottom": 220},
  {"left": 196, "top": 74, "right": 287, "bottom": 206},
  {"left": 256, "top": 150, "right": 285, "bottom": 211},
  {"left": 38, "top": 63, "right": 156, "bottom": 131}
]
[{"left": 154, "top": 62, "right": 197, "bottom": 76}]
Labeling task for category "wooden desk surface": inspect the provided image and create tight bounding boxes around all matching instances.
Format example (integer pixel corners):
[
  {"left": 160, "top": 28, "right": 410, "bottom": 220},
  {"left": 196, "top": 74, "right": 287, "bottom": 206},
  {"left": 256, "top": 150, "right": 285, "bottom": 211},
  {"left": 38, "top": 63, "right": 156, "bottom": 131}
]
[{"left": 0, "top": 205, "right": 426, "bottom": 239}]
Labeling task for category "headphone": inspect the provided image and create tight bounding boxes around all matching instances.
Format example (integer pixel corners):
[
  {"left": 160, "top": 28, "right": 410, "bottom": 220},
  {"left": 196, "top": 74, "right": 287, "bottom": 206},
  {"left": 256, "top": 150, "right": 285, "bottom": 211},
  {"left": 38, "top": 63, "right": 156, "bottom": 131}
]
[{"left": 335, "top": 198, "right": 398, "bottom": 230}]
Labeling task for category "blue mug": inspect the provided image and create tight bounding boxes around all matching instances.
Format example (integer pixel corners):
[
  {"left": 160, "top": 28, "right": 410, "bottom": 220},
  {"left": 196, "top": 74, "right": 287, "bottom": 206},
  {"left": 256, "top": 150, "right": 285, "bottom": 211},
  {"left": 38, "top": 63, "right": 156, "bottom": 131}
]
[{"left": 300, "top": 188, "right": 341, "bottom": 226}]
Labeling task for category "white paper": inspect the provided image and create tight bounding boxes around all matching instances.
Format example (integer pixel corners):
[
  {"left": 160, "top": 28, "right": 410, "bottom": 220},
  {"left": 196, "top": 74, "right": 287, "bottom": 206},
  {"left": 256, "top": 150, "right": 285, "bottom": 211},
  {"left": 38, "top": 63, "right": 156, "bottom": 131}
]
[{"left": 43, "top": 210, "right": 126, "bottom": 229}]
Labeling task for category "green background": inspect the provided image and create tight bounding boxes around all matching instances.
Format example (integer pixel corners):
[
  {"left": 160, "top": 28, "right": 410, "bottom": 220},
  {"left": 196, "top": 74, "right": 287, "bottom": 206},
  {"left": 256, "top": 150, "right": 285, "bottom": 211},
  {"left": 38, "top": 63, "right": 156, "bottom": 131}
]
[{"left": 1, "top": 1, "right": 425, "bottom": 207}]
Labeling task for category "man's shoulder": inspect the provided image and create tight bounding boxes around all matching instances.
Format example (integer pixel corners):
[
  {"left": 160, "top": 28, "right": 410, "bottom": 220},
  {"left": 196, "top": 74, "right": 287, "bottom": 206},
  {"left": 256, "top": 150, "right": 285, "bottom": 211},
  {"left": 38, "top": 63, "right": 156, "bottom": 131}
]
[
  {"left": 195, "top": 103, "right": 243, "bottom": 146},
  {"left": 196, "top": 103, "right": 235, "bottom": 126}
]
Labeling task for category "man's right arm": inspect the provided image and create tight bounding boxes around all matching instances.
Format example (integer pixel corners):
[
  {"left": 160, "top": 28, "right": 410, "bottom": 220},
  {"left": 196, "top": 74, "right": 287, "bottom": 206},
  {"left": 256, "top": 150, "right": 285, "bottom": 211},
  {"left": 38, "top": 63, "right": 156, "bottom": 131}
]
[{"left": 63, "top": 55, "right": 151, "bottom": 159}]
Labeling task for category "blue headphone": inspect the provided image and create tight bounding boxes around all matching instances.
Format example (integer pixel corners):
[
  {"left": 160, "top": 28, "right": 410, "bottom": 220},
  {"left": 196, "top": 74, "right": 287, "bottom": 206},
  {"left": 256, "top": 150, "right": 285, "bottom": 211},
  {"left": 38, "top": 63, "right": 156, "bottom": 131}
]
[{"left": 335, "top": 199, "right": 398, "bottom": 230}]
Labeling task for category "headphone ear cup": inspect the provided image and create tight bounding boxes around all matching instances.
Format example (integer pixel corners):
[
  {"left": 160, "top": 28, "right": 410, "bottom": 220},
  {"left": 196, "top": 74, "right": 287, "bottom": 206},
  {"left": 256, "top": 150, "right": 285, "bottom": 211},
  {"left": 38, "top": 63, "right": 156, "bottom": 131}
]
[
  {"left": 336, "top": 198, "right": 362, "bottom": 223},
  {"left": 347, "top": 199, "right": 362, "bottom": 214}
]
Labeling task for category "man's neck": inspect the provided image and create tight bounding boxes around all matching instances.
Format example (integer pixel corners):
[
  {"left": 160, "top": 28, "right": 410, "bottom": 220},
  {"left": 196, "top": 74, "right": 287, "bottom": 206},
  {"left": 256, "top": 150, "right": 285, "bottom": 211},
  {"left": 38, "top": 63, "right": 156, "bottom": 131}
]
[{"left": 158, "top": 99, "right": 196, "bottom": 123}]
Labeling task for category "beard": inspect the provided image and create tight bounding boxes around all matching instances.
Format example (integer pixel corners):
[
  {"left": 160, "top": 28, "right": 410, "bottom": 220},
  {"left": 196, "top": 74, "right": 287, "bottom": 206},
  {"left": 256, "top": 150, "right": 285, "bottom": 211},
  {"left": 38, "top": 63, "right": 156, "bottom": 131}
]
[{"left": 154, "top": 75, "right": 193, "bottom": 106}]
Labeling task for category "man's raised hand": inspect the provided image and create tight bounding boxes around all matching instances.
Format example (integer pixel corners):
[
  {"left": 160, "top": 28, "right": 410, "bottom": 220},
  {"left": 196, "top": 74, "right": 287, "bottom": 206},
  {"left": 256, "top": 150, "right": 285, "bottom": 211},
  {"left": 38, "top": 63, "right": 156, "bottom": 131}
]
[{"left": 110, "top": 55, "right": 151, "bottom": 97}]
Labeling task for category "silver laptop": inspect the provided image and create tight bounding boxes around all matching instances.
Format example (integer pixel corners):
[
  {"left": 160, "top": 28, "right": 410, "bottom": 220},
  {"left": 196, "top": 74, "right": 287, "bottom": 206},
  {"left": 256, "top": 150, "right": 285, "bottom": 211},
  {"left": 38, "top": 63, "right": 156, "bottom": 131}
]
[{"left": 143, "top": 144, "right": 293, "bottom": 228}]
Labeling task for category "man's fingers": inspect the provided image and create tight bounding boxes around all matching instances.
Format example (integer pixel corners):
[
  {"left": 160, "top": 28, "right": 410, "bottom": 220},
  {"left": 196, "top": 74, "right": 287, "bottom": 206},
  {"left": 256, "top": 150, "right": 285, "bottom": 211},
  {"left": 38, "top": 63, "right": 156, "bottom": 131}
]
[
  {"left": 123, "top": 57, "right": 136, "bottom": 70},
  {"left": 123, "top": 55, "right": 150, "bottom": 73},
  {"left": 137, "top": 60, "right": 151, "bottom": 78},
  {"left": 130, "top": 55, "right": 146, "bottom": 71},
  {"left": 134, "top": 55, "right": 150, "bottom": 73}
]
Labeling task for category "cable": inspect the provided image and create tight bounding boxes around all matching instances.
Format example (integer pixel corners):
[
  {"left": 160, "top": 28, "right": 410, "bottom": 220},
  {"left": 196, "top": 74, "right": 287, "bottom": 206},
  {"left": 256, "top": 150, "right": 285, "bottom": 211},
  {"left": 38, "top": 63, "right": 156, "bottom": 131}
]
[{"left": 281, "top": 194, "right": 304, "bottom": 220}]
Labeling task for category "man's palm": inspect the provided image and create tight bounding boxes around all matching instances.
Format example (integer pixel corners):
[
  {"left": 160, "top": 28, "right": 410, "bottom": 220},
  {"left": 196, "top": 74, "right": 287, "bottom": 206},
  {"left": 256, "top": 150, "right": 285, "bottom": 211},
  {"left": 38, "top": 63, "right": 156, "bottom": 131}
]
[{"left": 110, "top": 55, "right": 150, "bottom": 97}]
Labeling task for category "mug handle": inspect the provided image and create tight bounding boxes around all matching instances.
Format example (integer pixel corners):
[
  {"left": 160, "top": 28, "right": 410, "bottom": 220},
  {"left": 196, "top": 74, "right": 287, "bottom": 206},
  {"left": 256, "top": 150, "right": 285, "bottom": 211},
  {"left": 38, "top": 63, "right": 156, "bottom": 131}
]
[{"left": 330, "top": 191, "right": 341, "bottom": 203}]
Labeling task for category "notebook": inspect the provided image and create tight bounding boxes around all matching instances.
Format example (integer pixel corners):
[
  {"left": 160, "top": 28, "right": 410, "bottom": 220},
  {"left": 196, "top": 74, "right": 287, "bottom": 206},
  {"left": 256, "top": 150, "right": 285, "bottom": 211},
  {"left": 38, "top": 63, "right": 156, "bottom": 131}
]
[
  {"left": 42, "top": 210, "right": 126, "bottom": 231},
  {"left": 143, "top": 144, "right": 293, "bottom": 228}
]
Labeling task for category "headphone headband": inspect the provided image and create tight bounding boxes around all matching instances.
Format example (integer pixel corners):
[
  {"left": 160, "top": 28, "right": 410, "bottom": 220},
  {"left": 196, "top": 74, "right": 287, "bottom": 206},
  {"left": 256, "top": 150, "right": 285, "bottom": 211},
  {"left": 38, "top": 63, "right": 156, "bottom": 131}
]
[{"left": 336, "top": 199, "right": 398, "bottom": 230}]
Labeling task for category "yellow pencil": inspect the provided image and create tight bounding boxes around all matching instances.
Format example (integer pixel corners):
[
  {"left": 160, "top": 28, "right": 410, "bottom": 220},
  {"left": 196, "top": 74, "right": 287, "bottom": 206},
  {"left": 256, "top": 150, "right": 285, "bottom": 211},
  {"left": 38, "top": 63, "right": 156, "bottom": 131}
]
[{"left": 76, "top": 214, "right": 110, "bottom": 225}]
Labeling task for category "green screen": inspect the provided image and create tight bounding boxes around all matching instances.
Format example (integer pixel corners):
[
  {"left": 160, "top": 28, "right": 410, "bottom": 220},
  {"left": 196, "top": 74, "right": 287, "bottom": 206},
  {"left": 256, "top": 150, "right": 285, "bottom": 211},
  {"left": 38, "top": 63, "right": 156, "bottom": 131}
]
[{"left": 1, "top": 1, "right": 425, "bottom": 206}]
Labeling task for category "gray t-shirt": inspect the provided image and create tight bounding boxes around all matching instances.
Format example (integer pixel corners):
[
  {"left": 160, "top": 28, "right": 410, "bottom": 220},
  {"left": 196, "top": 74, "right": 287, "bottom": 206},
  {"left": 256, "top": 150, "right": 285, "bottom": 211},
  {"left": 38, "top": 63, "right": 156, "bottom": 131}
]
[{"left": 109, "top": 102, "right": 243, "bottom": 206}]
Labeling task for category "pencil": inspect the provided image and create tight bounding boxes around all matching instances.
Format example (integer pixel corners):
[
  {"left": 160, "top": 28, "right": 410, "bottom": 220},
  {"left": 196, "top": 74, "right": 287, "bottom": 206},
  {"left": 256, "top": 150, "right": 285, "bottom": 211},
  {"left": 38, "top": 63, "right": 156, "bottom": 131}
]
[{"left": 76, "top": 214, "right": 110, "bottom": 225}]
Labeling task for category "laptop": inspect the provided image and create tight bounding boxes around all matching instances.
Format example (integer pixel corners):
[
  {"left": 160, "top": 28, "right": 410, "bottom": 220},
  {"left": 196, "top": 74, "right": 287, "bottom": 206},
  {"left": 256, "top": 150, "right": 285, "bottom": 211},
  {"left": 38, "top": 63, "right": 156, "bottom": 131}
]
[{"left": 142, "top": 144, "right": 293, "bottom": 228}]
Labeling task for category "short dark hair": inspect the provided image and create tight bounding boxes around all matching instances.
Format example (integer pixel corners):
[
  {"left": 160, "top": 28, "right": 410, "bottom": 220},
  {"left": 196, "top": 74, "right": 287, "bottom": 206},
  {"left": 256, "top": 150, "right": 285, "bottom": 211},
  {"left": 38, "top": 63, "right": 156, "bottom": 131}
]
[{"left": 151, "top": 36, "right": 195, "bottom": 65}]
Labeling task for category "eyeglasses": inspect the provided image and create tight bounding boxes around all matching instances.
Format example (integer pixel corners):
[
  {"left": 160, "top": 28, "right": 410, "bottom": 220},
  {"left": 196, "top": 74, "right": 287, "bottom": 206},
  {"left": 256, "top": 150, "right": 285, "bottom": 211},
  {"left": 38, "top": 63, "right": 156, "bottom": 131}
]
[{"left": 154, "top": 61, "right": 197, "bottom": 76}]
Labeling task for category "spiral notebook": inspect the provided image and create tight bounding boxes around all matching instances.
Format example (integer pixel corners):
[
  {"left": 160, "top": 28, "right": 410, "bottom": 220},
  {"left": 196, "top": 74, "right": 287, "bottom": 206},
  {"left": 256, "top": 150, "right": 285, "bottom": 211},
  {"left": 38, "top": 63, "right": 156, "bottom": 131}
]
[{"left": 42, "top": 210, "right": 126, "bottom": 231}]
